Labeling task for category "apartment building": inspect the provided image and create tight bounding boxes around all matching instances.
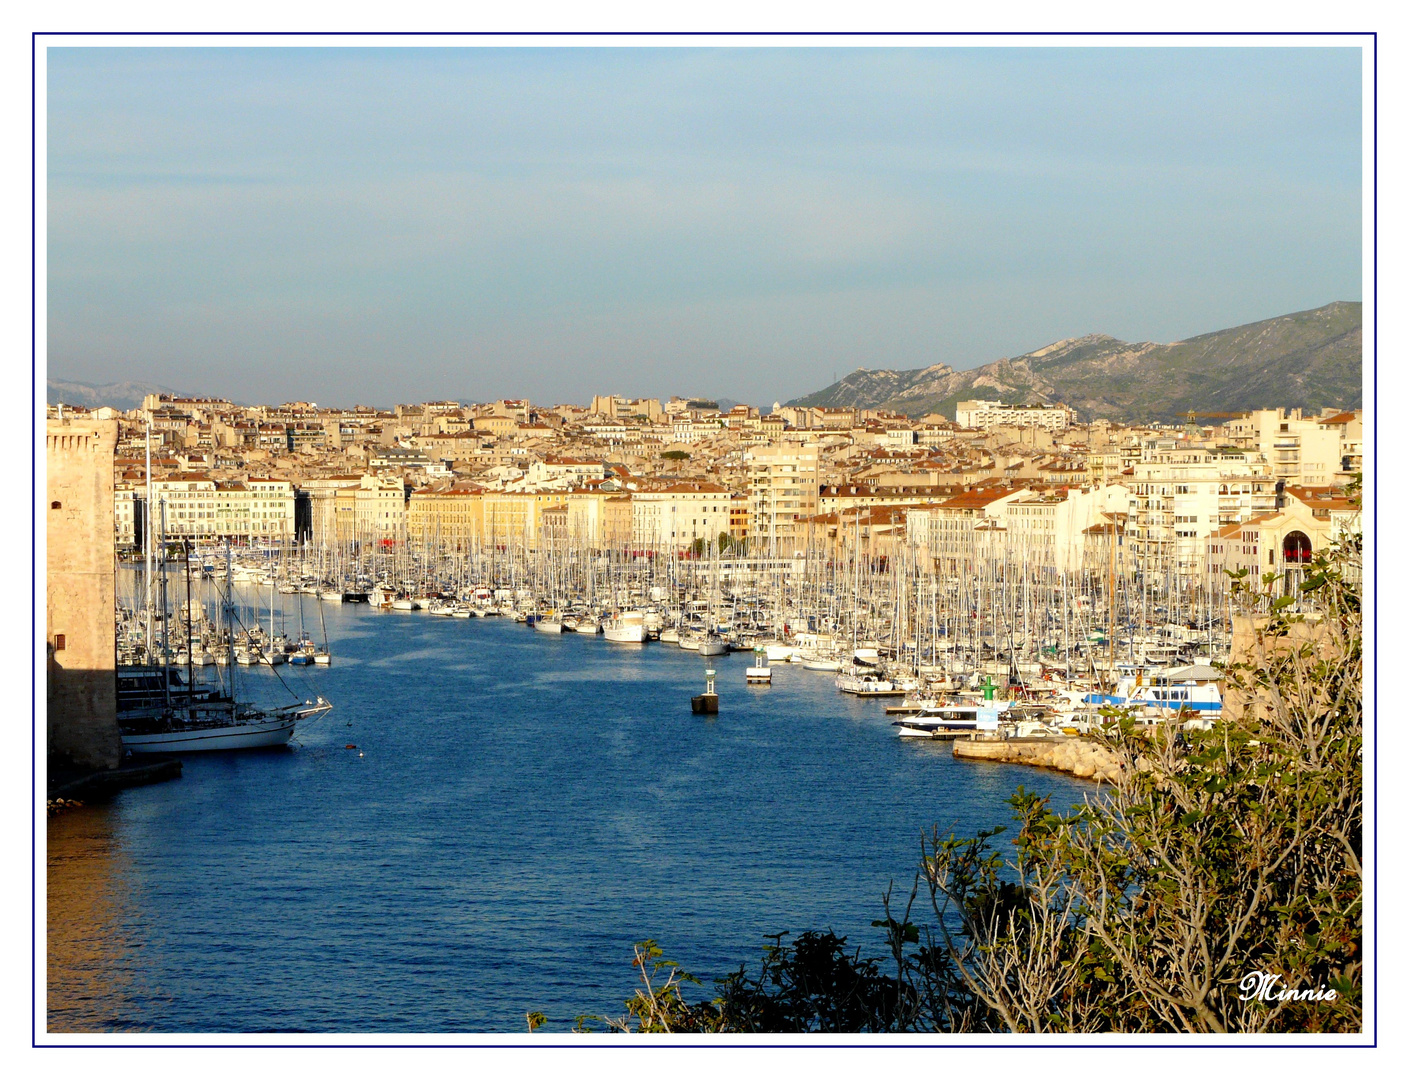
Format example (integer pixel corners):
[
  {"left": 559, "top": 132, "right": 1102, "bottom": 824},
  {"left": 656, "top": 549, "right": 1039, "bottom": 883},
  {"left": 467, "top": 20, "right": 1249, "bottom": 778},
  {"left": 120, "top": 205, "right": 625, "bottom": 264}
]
[
  {"left": 564, "top": 491, "right": 634, "bottom": 548},
  {"left": 524, "top": 456, "right": 607, "bottom": 488},
  {"left": 1223, "top": 408, "right": 1354, "bottom": 487},
  {"left": 142, "top": 474, "right": 296, "bottom": 541},
  {"left": 955, "top": 400, "right": 1074, "bottom": 432},
  {"left": 1127, "top": 441, "right": 1276, "bottom": 574},
  {"left": 407, "top": 485, "right": 486, "bottom": 550},
  {"left": 333, "top": 474, "right": 407, "bottom": 543},
  {"left": 729, "top": 492, "right": 750, "bottom": 547},
  {"left": 1002, "top": 485, "right": 1131, "bottom": 574},
  {"left": 630, "top": 482, "right": 732, "bottom": 552},
  {"left": 906, "top": 487, "right": 1030, "bottom": 573},
  {"left": 746, "top": 443, "right": 821, "bottom": 555},
  {"left": 114, "top": 487, "right": 141, "bottom": 551}
]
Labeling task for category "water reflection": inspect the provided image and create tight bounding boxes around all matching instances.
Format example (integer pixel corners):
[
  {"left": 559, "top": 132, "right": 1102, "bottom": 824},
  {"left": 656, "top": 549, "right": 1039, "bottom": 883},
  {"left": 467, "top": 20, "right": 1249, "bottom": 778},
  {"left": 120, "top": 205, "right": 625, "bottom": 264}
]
[{"left": 48, "top": 806, "right": 156, "bottom": 1031}]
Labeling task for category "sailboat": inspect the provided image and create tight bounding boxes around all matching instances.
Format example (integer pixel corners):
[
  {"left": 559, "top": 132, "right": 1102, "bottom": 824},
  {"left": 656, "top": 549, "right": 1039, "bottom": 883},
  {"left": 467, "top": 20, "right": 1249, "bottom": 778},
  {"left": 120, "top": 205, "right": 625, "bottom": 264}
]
[{"left": 119, "top": 544, "right": 333, "bottom": 754}]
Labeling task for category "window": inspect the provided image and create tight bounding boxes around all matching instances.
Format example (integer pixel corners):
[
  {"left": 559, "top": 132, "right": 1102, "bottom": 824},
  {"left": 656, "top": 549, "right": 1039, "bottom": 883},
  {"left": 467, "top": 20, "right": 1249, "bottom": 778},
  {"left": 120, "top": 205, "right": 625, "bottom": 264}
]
[
  {"left": 50, "top": 501, "right": 60, "bottom": 510},
  {"left": 54, "top": 634, "right": 65, "bottom": 651}
]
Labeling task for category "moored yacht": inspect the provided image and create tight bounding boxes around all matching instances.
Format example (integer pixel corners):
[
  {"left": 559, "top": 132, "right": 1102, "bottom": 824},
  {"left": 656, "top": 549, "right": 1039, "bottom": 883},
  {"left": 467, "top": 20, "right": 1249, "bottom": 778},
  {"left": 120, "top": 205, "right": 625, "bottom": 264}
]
[
  {"left": 892, "top": 701, "right": 1007, "bottom": 739},
  {"left": 603, "top": 610, "right": 647, "bottom": 644}
]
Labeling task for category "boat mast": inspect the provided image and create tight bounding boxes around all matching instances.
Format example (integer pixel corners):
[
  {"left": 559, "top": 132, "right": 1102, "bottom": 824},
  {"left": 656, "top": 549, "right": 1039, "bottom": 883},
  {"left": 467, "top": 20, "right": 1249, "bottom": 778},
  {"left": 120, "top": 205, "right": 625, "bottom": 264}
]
[
  {"left": 226, "top": 542, "right": 237, "bottom": 719},
  {"left": 184, "top": 538, "right": 194, "bottom": 701},
  {"left": 160, "top": 498, "right": 170, "bottom": 708},
  {"left": 145, "top": 420, "right": 154, "bottom": 665}
]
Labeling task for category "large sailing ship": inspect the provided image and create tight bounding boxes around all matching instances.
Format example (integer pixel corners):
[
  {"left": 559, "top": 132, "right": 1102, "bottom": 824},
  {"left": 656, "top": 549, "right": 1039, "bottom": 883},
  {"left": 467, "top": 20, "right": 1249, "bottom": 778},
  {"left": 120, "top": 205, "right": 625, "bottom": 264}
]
[{"left": 119, "top": 519, "right": 332, "bottom": 754}]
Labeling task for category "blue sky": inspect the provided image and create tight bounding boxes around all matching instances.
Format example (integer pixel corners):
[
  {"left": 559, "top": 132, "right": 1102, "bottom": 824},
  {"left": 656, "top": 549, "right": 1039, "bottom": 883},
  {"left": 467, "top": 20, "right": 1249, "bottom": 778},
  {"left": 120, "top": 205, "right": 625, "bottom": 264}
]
[{"left": 46, "top": 46, "right": 1363, "bottom": 408}]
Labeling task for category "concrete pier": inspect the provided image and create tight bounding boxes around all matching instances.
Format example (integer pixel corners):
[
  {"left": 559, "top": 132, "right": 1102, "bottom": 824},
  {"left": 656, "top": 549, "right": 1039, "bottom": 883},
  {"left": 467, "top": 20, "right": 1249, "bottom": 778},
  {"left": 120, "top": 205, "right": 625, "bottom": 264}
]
[{"left": 952, "top": 735, "right": 1127, "bottom": 784}]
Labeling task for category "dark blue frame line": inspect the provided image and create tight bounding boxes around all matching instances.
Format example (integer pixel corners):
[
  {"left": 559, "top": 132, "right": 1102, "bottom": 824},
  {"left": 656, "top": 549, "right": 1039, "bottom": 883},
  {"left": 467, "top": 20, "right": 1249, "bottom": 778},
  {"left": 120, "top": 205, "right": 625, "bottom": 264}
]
[{"left": 30, "top": 27, "right": 1375, "bottom": 1058}]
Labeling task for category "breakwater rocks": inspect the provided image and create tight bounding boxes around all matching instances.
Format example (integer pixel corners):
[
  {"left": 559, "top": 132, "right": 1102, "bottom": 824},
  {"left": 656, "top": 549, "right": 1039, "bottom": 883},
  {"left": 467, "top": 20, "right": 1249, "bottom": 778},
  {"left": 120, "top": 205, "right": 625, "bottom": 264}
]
[{"left": 953, "top": 735, "right": 1135, "bottom": 784}]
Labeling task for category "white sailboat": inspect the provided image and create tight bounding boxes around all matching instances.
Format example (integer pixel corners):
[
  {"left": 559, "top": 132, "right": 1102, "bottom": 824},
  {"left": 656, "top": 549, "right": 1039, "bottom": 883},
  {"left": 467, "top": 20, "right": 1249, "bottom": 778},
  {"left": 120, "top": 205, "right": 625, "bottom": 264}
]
[{"left": 120, "top": 544, "right": 334, "bottom": 754}]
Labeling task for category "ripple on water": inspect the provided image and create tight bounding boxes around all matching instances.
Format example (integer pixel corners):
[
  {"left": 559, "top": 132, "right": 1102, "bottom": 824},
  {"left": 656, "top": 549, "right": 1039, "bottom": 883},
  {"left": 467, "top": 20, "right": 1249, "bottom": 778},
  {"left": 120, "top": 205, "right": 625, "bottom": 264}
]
[{"left": 50, "top": 594, "right": 1092, "bottom": 1033}]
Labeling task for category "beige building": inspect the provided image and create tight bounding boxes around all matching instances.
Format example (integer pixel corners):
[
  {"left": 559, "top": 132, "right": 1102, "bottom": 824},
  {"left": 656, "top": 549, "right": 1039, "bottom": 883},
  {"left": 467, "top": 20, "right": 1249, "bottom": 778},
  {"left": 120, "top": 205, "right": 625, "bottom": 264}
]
[
  {"left": 334, "top": 474, "right": 407, "bottom": 543},
  {"left": 114, "top": 486, "right": 140, "bottom": 550},
  {"left": 1128, "top": 441, "right": 1276, "bottom": 574},
  {"left": 630, "top": 482, "right": 732, "bottom": 552},
  {"left": 1224, "top": 408, "right": 1355, "bottom": 487},
  {"left": 1204, "top": 501, "right": 1337, "bottom": 589},
  {"left": 146, "top": 474, "right": 296, "bottom": 541},
  {"left": 746, "top": 443, "right": 821, "bottom": 554},
  {"left": 906, "top": 486, "right": 1030, "bottom": 573},
  {"left": 1001, "top": 485, "right": 1131, "bottom": 574},
  {"left": 300, "top": 475, "right": 364, "bottom": 545},
  {"left": 408, "top": 485, "right": 486, "bottom": 551},
  {"left": 480, "top": 490, "right": 575, "bottom": 548},
  {"left": 47, "top": 417, "right": 122, "bottom": 770},
  {"left": 565, "top": 490, "right": 633, "bottom": 548}
]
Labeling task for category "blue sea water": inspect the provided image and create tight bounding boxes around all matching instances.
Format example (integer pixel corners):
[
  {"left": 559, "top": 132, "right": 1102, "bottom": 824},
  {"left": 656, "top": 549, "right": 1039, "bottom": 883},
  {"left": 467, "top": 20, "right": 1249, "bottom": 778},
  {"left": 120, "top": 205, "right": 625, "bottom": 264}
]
[{"left": 47, "top": 599, "right": 1091, "bottom": 1033}]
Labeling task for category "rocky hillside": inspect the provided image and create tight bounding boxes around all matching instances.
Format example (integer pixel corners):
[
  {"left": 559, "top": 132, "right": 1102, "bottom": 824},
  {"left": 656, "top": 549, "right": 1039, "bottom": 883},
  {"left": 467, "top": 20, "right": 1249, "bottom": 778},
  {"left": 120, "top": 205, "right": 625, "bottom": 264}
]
[
  {"left": 47, "top": 378, "right": 182, "bottom": 413},
  {"left": 786, "top": 301, "right": 1362, "bottom": 422}
]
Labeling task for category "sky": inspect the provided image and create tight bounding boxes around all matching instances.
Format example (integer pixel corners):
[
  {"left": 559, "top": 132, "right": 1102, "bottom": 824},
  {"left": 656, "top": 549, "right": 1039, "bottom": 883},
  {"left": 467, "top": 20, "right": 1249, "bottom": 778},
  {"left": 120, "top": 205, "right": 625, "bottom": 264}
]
[{"left": 46, "top": 46, "right": 1363, "bottom": 409}]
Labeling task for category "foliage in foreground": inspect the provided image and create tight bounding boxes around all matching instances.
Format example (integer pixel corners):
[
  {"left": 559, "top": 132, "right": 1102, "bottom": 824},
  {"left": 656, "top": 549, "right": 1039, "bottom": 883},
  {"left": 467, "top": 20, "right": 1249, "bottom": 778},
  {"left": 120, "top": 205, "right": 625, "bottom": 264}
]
[{"left": 553, "top": 531, "right": 1361, "bottom": 1035}]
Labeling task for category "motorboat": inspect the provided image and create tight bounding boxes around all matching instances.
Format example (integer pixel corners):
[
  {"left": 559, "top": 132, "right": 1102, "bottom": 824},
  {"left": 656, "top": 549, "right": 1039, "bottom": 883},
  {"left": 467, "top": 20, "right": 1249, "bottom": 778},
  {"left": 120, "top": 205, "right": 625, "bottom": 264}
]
[
  {"left": 604, "top": 611, "right": 647, "bottom": 644},
  {"left": 835, "top": 671, "right": 903, "bottom": 696},
  {"left": 892, "top": 702, "right": 1008, "bottom": 739}
]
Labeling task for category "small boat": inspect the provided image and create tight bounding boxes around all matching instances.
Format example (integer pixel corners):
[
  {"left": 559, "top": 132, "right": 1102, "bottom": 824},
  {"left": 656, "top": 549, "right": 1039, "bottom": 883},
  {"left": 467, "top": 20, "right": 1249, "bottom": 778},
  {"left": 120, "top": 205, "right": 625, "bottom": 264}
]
[
  {"left": 603, "top": 611, "right": 647, "bottom": 644},
  {"left": 803, "top": 656, "right": 841, "bottom": 672},
  {"left": 534, "top": 616, "right": 564, "bottom": 634},
  {"left": 659, "top": 627, "right": 680, "bottom": 644},
  {"left": 835, "top": 672, "right": 903, "bottom": 696}
]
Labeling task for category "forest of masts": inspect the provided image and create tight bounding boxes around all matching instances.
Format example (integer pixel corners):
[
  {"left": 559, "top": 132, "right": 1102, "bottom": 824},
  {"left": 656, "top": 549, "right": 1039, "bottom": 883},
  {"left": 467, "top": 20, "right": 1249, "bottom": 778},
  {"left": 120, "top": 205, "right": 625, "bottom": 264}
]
[{"left": 133, "top": 509, "right": 1265, "bottom": 678}]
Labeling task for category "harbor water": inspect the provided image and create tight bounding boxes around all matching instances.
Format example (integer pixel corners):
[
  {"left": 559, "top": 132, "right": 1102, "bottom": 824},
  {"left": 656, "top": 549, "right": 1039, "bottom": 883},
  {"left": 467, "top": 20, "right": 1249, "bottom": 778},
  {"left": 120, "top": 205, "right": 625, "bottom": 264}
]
[{"left": 49, "top": 595, "right": 1090, "bottom": 1032}]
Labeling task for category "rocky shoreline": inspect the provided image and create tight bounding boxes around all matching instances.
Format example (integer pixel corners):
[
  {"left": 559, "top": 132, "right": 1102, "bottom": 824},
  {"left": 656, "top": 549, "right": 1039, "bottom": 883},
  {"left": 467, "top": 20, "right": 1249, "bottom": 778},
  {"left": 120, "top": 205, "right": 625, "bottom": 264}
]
[{"left": 952, "top": 735, "right": 1130, "bottom": 784}]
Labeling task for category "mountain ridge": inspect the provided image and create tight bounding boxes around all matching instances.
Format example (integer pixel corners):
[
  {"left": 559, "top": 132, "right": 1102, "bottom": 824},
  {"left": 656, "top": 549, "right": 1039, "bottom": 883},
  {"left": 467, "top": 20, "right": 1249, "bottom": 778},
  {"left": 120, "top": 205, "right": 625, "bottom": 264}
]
[
  {"left": 47, "top": 378, "right": 184, "bottom": 413},
  {"left": 786, "top": 302, "right": 1363, "bottom": 422}
]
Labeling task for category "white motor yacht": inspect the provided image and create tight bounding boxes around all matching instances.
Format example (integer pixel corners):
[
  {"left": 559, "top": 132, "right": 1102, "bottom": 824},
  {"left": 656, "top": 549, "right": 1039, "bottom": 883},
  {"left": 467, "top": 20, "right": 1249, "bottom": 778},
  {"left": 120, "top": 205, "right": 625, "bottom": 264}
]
[{"left": 603, "top": 611, "right": 646, "bottom": 644}]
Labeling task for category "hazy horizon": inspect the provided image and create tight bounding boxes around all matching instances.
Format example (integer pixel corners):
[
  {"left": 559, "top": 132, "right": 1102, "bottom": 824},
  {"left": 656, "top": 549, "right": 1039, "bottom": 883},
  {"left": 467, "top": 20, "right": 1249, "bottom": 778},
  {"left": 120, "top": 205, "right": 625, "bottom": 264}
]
[{"left": 47, "top": 46, "right": 1363, "bottom": 409}]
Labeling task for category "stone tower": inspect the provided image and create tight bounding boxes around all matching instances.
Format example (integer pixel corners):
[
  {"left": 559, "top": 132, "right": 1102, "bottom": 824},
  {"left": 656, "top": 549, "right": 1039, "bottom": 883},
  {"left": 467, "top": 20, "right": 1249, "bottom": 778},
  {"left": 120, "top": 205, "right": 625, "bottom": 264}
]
[{"left": 46, "top": 416, "right": 122, "bottom": 771}]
